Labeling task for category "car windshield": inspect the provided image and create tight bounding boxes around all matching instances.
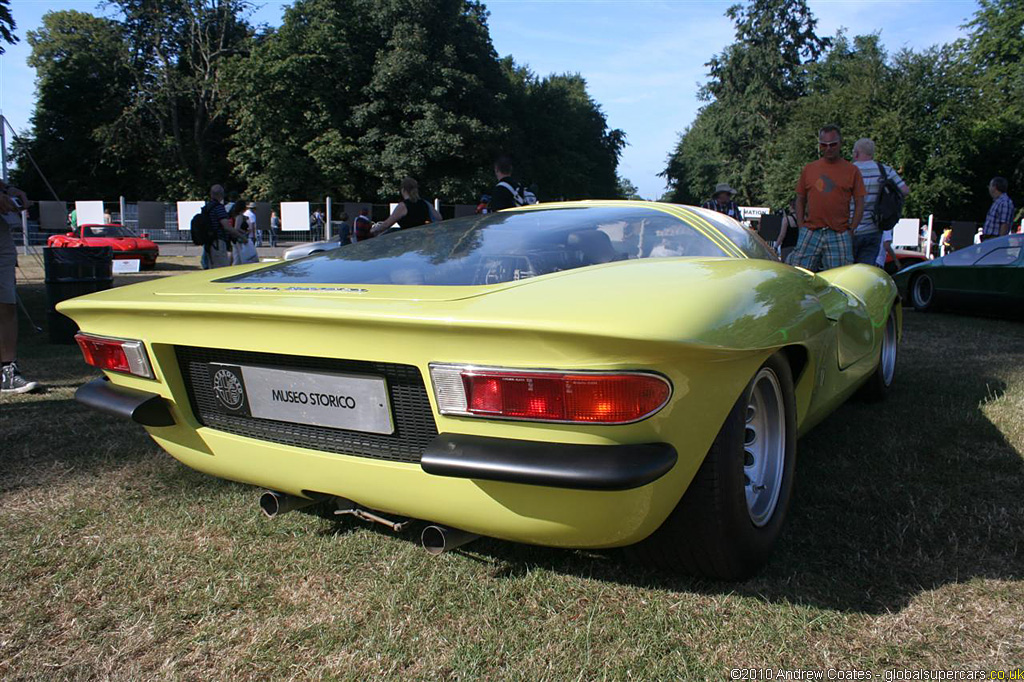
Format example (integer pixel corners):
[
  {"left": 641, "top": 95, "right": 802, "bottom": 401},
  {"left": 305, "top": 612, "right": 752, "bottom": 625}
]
[
  {"left": 941, "top": 235, "right": 1023, "bottom": 266},
  {"left": 84, "top": 224, "right": 135, "bottom": 238},
  {"left": 688, "top": 207, "right": 779, "bottom": 260},
  {"left": 222, "top": 205, "right": 735, "bottom": 287}
]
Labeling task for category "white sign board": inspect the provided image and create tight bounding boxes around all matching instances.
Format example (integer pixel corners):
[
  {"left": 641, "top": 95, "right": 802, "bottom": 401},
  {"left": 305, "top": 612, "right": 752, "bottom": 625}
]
[
  {"left": 740, "top": 206, "right": 770, "bottom": 220},
  {"left": 112, "top": 259, "right": 141, "bottom": 274},
  {"left": 75, "top": 200, "right": 105, "bottom": 225},
  {"left": 892, "top": 218, "right": 920, "bottom": 248},
  {"left": 177, "top": 201, "right": 204, "bottom": 231},
  {"left": 281, "top": 202, "right": 310, "bottom": 231}
]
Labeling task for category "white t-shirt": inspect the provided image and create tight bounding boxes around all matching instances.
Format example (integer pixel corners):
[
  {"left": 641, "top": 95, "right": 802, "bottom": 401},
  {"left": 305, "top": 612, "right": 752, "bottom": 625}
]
[{"left": 875, "top": 229, "right": 893, "bottom": 267}]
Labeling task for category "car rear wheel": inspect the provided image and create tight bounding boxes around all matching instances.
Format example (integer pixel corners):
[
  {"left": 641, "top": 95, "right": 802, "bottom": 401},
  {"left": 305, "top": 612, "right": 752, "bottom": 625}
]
[
  {"left": 911, "top": 273, "right": 935, "bottom": 312},
  {"left": 629, "top": 354, "right": 796, "bottom": 580},
  {"left": 858, "top": 307, "right": 898, "bottom": 401}
]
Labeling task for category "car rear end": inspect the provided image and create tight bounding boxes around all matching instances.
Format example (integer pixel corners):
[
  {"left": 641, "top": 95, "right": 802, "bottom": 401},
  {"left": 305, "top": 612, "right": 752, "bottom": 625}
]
[
  {"left": 58, "top": 203, "right": 794, "bottom": 550},
  {"left": 59, "top": 264, "right": 774, "bottom": 550}
]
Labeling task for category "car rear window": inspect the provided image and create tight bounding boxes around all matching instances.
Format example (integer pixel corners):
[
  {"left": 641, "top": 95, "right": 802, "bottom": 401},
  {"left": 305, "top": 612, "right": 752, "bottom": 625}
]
[{"left": 222, "top": 205, "right": 732, "bottom": 287}]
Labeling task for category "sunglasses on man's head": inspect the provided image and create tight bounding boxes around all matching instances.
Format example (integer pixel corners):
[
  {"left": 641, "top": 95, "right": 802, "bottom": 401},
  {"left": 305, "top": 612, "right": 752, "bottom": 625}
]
[{"left": 818, "top": 140, "right": 840, "bottom": 148}]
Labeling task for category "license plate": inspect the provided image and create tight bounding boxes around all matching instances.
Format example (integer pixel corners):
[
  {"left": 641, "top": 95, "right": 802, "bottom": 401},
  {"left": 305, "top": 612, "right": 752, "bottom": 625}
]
[{"left": 207, "top": 363, "right": 394, "bottom": 434}]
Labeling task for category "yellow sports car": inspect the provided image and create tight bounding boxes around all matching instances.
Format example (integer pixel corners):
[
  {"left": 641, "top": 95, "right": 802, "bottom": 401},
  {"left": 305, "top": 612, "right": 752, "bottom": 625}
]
[{"left": 62, "top": 201, "right": 900, "bottom": 579}]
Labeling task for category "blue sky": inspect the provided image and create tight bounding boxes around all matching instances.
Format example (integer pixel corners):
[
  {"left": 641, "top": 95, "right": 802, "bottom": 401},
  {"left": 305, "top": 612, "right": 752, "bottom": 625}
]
[{"left": 1, "top": 0, "right": 980, "bottom": 199}]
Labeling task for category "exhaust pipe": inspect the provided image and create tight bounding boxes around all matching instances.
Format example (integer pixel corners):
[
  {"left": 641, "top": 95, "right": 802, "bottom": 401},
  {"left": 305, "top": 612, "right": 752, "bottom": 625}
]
[
  {"left": 259, "top": 490, "right": 316, "bottom": 518},
  {"left": 421, "top": 524, "right": 480, "bottom": 555}
]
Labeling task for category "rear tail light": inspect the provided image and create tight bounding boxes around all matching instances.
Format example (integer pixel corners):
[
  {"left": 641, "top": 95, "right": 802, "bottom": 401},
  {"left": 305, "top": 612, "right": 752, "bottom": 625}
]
[
  {"left": 429, "top": 364, "right": 670, "bottom": 424},
  {"left": 75, "top": 333, "right": 154, "bottom": 379}
]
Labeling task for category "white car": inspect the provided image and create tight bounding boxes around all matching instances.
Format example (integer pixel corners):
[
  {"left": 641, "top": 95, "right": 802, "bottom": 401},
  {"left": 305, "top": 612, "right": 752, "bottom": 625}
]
[{"left": 282, "top": 238, "right": 346, "bottom": 260}]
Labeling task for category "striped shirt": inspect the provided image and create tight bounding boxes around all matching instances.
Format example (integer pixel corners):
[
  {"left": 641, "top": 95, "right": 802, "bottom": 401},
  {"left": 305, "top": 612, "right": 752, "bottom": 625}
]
[
  {"left": 983, "top": 193, "right": 1015, "bottom": 236},
  {"left": 206, "top": 201, "right": 229, "bottom": 242},
  {"left": 850, "top": 160, "right": 907, "bottom": 235}
]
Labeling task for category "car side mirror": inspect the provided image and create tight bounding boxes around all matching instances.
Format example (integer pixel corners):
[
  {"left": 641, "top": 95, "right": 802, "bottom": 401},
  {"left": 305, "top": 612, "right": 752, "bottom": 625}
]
[
  {"left": 66, "top": 232, "right": 74, "bottom": 237},
  {"left": 140, "top": 232, "right": 149, "bottom": 239}
]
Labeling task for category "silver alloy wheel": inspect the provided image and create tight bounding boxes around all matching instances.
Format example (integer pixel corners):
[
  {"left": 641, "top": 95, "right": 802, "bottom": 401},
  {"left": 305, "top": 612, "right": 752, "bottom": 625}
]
[
  {"left": 880, "top": 312, "right": 897, "bottom": 386},
  {"left": 743, "top": 367, "right": 787, "bottom": 527},
  {"left": 913, "top": 275, "right": 933, "bottom": 309}
]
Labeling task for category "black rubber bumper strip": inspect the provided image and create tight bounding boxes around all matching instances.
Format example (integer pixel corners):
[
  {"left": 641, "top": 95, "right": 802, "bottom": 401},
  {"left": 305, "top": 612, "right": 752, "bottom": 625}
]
[
  {"left": 75, "top": 377, "right": 175, "bottom": 427},
  {"left": 421, "top": 434, "right": 677, "bottom": 491}
]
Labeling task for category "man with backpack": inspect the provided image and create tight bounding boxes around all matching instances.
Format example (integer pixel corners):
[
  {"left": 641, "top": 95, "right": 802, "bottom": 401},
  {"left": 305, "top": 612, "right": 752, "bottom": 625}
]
[
  {"left": 850, "top": 138, "right": 910, "bottom": 266},
  {"left": 487, "top": 156, "right": 537, "bottom": 212},
  {"left": 193, "top": 184, "right": 241, "bottom": 269}
]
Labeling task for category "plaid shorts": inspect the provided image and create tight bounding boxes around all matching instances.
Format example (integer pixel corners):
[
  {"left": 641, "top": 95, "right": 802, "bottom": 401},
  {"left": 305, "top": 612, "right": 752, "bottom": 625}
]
[{"left": 785, "top": 227, "right": 853, "bottom": 272}]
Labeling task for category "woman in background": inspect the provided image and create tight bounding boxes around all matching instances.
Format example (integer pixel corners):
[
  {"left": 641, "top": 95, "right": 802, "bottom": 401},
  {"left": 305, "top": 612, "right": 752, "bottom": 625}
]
[
  {"left": 230, "top": 201, "right": 259, "bottom": 265},
  {"left": 371, "top": 177, "right": 442, "bottom": 236}
]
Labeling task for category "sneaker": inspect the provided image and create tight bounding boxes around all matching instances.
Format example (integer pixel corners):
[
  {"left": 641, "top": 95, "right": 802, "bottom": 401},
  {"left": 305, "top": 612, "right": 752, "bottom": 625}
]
[{"left": 1, "top": 362, "right": 40, "bottom": 395}]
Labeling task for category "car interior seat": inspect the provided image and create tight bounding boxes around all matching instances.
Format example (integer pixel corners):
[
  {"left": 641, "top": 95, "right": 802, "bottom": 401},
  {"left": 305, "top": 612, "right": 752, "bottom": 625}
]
[{"left": 567, "top": 230, "right": 621, "bottom": 266}]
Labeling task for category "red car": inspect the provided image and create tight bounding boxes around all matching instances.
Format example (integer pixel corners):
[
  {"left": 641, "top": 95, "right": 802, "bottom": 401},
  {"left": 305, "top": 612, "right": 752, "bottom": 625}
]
[
  {"left": 48, "top": 224, "right": 159, "bottom": 269},
  {"left": 884, "top": 248, "right": 929, "bottom": 275}
]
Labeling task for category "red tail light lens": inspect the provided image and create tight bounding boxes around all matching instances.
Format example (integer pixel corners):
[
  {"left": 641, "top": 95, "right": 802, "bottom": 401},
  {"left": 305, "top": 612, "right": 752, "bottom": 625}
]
[
  {"left": 430, "top": 365, "right": 671, "bottom": 424},
  {"left": 75, "top": 333, "right": 154, "bottom": 378}
]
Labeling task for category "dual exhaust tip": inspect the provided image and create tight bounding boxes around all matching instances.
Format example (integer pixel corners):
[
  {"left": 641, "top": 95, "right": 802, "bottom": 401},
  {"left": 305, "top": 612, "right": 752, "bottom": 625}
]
[{"left": 259, "top": 490, "right": 479, "bottom": 555}]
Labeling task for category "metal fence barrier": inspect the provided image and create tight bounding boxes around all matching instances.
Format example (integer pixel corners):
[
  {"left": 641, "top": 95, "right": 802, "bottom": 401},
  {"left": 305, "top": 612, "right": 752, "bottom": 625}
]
[{"left": 25, "top": 199, "right": 479, "bottom": 245}]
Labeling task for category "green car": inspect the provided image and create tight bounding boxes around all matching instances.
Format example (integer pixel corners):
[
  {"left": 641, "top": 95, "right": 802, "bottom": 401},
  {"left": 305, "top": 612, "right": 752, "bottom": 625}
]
[{"left": 892, "top": 234, "right": 1024, "bottom": 316}]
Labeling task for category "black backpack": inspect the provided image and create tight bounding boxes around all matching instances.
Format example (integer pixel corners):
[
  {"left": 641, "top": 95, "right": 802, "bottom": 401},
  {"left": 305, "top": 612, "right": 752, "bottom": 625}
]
[
  {"left": 190, "top": 204, "right": 213, "bottom": 246},
  {"left": 874, "top": 162, "right": 905, "bottom": 231}
]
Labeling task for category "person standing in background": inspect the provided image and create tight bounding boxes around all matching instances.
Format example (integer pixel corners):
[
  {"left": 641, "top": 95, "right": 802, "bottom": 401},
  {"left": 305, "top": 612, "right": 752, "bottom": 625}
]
[
  {"left": 372, "top": 178, "right": 442, "bottom": 235},
  {"left": 269, "top": 211, "right": 280, "bottom": 247},
  {"left": 0, "top": 179, "right": 40, "bottom": 394},
  {"left": 244, "top": 203, "right": 260, "bottom": 247},
  {"left": 786, "top": 125, "right": 866, "bottom": 272},
  {"left": 849, "top": 138, "right": 910, "bottom": 265},
  {"left": 702, "top": 183, "right": 742, "bottom": 221},
  {"left": 203, "top": 185, "right": 242, "bottom": 269},
  {"left": 982, "top": 177, "right": 1015, "bottom": 241}
]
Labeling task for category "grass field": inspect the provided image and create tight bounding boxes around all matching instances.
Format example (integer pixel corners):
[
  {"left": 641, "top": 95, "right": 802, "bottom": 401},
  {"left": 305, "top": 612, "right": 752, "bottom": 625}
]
[{"left": 1, "top": 254, "right": 1022, "bottom": 679}]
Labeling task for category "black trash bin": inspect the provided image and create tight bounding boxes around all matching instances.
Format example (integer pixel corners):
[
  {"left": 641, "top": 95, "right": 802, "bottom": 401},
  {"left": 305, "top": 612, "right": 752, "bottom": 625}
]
[{"left": 44, "top": 246, "right": 114, "bottom": 344}]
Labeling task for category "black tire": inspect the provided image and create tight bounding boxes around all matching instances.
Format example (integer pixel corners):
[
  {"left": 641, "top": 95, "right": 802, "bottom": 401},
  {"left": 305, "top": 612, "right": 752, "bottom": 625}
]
[
  {"left": 910, "top": 273, "right": 935, "bottom": 312},
  {"left": 629, "top": 354, "right": 797, "bottom": 580},
  {"left": 859, "top": 307, "right": 898, "bottom": 401}
]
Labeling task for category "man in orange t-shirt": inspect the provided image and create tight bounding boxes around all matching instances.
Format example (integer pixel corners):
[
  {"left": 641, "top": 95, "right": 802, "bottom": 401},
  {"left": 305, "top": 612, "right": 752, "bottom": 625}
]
[{"left": 786, "top": 125, "right": 866, "bottom": 271}]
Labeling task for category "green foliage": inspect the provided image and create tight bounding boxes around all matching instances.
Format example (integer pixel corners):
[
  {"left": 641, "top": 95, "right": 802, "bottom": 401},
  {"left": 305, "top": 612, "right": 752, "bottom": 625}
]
[
  {"left": 665, "top": 0, "right": 1024, "bottom": 220},
  {"left": 616, "top": 176, "right": 641, "bottom": 200},
  {"left": 0, "top": 0, "right": 16, "bottom": 54},
  {"left": 107, "top": 0, "right": 253, "bottom": 198},
  {"left": 15, "top": 0, "right": 624, "bottom": 204},
  {"left": 230, "top": 0, "right": 623, "bottom": 203},
  {"left": 679, "top": 0, "right": 829, "bottom": 204},
  {"left": 11, "top": 11, "right": 134, "bottom": 199},
  {"left": 500, "top": 63, "right": 624, "bottom": 201}
]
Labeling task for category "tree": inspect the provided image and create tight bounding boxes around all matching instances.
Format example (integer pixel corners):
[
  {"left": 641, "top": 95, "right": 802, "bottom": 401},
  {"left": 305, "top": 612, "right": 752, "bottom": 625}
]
[
  {"left": 11, "top": 11, "right": 134, "bottom": 200},
  {"left": 616, "top": 176, "right": 641, "bottom": 200},
  {"left": 105, "top": 0, "right": 253, "bottom": 197},
  {"left": 231, "top": 0, "right": 513, "bottom": 202},
  {"left": 664, "top": 0, "right": 829, "bottom": 203},
  {"left": 959, "top": 0, "right": 1024, "bottom": 210},
  {"left": 0, "top": 0, "right": 17, "bottom": 54},
  {"left": 501, "top": 65, "right": 625, "bottom": 201},
  {"left": 231, "top": 0, "right": 624, "bottom": 203}
]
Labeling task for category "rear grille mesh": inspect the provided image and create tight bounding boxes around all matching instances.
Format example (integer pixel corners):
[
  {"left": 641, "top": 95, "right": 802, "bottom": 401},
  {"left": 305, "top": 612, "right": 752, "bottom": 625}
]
[{"left": 175, "top": 346, "right": 437, "bottom": 464}]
